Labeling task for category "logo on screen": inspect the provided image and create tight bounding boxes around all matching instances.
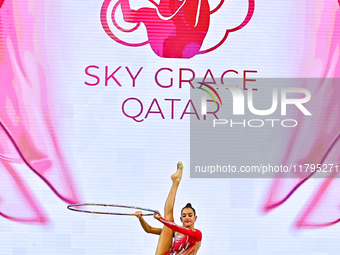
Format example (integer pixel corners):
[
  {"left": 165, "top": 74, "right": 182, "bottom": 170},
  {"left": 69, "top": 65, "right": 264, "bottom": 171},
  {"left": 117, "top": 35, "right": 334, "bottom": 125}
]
[
  {"left": 100, "top": 0, "right": 255, "bottom": 59},
  {"left": 198, "top": 82, "right": 222, "bottom": 105}
]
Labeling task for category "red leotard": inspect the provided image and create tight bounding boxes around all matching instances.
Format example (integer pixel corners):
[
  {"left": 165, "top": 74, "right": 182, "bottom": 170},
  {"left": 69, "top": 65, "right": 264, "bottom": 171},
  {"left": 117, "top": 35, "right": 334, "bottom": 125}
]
[{"left": 158, "top": 217, "right": 202, "bottom": 255}]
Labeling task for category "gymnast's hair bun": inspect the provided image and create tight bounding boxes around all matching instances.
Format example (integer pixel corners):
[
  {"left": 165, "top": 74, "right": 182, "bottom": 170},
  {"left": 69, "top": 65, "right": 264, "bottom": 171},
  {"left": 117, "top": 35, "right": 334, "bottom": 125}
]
[{"left": 182, "top": 203, "right": 196, "bottom": 215}]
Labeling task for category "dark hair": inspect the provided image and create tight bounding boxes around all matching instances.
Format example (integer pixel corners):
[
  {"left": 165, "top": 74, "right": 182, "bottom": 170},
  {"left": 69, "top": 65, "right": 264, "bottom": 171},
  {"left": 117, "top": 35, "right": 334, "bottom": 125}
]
[{"left": 181, "top": 203, "right": 196, "bottom": 216}]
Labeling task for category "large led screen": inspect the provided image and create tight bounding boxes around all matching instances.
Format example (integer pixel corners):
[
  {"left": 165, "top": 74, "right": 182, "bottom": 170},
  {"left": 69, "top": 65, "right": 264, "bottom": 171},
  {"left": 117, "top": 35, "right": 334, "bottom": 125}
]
[{"left": 0, "top": 0, "right": 340, "bottom": 254}]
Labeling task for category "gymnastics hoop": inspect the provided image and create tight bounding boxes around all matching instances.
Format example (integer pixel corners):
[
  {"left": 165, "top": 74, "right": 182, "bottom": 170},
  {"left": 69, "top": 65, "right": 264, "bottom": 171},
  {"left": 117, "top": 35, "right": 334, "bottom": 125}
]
[{"left": 67, "top": 203, "right": 158, "bottom": 216}]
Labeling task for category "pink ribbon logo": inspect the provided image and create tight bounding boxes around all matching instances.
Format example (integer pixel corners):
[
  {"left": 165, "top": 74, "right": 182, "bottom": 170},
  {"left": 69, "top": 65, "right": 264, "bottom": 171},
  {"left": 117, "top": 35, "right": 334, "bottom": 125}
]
[{"left": 101, "top": 0, "right": 255, "bottom": 58}]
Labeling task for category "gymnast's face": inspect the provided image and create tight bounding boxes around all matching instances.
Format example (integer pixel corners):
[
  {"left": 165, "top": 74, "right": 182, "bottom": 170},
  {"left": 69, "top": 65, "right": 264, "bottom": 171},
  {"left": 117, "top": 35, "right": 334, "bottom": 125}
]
[{"left": 180, "top": 208, "right": 197, "bottom": 228}]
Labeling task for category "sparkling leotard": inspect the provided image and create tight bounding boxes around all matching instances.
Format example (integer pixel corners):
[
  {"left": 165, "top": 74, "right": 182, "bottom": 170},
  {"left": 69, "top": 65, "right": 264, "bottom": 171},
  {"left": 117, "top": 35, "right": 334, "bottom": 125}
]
[{"left": 158, "top": 217, "right": 202, "bottom": 255}]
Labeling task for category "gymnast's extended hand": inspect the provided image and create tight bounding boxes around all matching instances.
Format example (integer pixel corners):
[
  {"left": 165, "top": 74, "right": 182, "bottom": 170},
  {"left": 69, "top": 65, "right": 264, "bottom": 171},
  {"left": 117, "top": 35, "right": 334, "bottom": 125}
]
[
  {"left": 135, "top": 211, "right": 143, "bottom": 219},
  {"left": 154, "top": 210, "right": 162, "bottom": 220},
  {"left": 136, "top": 211, "right": 162, "bottom": 235}
]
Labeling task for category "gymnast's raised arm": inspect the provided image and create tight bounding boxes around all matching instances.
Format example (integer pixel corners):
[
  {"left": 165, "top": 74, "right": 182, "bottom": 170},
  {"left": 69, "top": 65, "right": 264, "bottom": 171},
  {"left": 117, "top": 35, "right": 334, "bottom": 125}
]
[
  {"left": 154, "top": 211, "right": 202, "bottom": 241},
  {"left": 135, "top": 211, "right": 162, "bottom": 235}
]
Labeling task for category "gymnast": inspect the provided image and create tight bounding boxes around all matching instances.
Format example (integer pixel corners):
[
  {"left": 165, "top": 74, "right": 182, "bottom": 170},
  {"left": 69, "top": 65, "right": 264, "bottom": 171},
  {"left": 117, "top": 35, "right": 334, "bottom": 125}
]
[{"left": 135, "top": 162, "right": 202, "bottom": 255}]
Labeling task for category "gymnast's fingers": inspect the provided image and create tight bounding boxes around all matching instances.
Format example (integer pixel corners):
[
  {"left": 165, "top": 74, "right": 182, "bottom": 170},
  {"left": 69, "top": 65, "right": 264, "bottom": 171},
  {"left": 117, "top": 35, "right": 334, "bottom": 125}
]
[
  {"left": 154, "top": 211, "right": 161, "bottom": 219},
  {"left": 135, "top": 211, "right": 143, "bottom": 218}
]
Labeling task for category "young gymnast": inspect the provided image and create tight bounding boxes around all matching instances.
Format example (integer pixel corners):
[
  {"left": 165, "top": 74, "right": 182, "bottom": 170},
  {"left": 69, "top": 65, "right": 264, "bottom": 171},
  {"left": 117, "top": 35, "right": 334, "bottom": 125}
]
[{"left": 135, "top": 162, "right": 202, "bottom": 254}]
